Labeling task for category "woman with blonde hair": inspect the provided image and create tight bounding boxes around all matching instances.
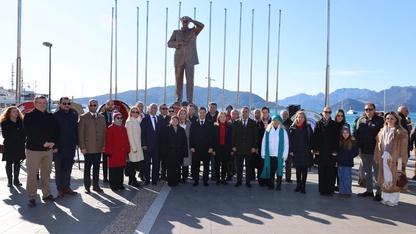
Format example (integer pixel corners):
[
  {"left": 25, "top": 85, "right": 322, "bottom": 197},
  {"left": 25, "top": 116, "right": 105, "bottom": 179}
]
[
  {"left": 260, "top": 115, "right": 289, "bottom": 190},
  {"left": 125, "top": 107, "right": 144, "bottom": 188},
  {"left": 289, "top": 111, "right": 314, "bottom": 193},
  {"left": 178, "top": 108, "right": 192, "bottom": 182},
  {"left": 374, "top": 111, "right": 408, "bottom": 206},
  {"left": 1, "top": 106, "right": 26, "bottom": 187}
]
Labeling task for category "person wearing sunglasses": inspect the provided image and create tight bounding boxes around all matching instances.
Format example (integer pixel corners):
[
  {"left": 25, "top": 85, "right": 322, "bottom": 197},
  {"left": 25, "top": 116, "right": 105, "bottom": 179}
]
[
  {"left": 313, "top": 107, "right": 339, "bottom": 196},
  {"left": 105, "top": 112, "right": 130, "bottom": 191},
  {"left": 333, "top": 109, "right": 348, "bottom": 192},
  {"left": 158, "top": 103, "right": 171, "bottom": 181},
  {"left": 78, "top": 99, "right": 106, "bottom": 194},
  {"left": 125, "top": 107, "right": 144, "bottom": 188},
  {"left": 53, "top": 97, "right": 79, "bottom": 197},
  {"left": 355, "top": 103, "right": 384, "bottom": 201}
]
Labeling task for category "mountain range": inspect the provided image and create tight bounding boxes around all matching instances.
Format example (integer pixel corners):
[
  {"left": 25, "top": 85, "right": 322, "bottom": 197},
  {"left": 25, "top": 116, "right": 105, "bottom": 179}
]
[{"left": 74, "top": 85, "right": 416, "bottom": 111}]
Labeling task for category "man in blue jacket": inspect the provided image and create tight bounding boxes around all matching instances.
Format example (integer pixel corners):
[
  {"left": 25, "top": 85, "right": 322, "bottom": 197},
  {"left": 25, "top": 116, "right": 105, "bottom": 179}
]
[{"left": 53, "top": 97, "right": 79, "bottom": 197}]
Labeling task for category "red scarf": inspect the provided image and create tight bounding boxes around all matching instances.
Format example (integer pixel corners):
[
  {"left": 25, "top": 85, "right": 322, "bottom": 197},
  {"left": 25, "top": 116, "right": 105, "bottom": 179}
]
[
  {"left": 220, "top": 122, "right": 226, "bottom": 145},
  {"left": 297, "top": 122, "right": 304, "bottom": 131}
]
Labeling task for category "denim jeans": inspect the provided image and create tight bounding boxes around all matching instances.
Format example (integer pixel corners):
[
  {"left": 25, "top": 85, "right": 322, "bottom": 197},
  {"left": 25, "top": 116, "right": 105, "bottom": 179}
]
[{"left": 338, "top": 166, "right": 352, "bottom": 195}]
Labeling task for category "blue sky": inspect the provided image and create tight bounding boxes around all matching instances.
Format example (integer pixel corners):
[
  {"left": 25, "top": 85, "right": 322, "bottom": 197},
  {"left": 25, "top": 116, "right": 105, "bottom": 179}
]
[{"left": 1, "top": 0, "right": 415, "bottom": 103}]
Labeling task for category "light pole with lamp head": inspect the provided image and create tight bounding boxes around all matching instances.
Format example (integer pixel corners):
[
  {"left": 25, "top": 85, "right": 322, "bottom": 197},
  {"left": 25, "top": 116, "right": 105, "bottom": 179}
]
[{"left": 43, "top": 42, "right": 52, "bottom": 111}]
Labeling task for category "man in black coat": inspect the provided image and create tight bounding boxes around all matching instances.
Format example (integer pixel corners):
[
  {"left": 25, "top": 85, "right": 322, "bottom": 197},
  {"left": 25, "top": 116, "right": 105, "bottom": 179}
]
[
  {"left": 158, "top": 103, "right": 171, "bottom": 180},
  {"left": 256, "top": 107, "right": 271, "bottom": 186},
  {"left": 189, "top": 107, "right": 214, "bottom": 186},
  {"left": 231, "top": 106, "right": 258, "bottom": 187},
  {"left": 281, "top": 109, "right": 294, "bottom": 183},
  {"left": 100, "top": 99, "right": 115, "bottom": 183},
  {"left": 355, "top": 103, "right": 384, "bottom": 201},
  {"left": 53, "top": 97, "right": 79, "bottom": 196}
]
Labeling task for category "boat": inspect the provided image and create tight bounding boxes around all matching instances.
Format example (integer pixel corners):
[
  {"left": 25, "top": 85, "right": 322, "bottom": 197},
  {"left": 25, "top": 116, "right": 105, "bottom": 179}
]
[
  {"left": 346, "top": 107, "right": 357, "bottom": 115},
  {"left": 0, "top": 86, "right": 53, "bottom": 113}
]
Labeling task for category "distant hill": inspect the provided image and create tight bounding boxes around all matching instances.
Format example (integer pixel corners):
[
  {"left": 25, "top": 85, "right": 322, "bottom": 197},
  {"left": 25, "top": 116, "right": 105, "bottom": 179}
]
[{"left": 74, "top": 85, "right": 416, "bottom": 111}]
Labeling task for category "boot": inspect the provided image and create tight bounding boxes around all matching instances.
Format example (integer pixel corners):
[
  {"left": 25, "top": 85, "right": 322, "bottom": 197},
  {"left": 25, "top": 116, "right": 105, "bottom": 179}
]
[
  {"left": 294, "top": 183, "right": 301, "bottom": 192},
  {"left": 301, "top": 183, "right": 306, "bottom": 194},
  {"left": 275, "top": 176, "right": 282, "bottom": 191},
  {"left": 13, "top": 165, "right": 22, "bottom": 186},
  {"left": 6, "top": 165, "right": 12, "bottom": 187}
]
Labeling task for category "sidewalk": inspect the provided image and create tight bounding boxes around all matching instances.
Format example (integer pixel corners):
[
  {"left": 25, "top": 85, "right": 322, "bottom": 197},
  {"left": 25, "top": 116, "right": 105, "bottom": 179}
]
[{"left": 0, "top": 155, "right": 415, "bottom": 234}]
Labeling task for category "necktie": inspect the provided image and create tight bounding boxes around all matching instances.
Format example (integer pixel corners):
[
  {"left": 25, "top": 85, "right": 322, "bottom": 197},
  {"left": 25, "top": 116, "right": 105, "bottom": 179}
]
[
  {"left": 200, "top": 120, "right": 204, "bottom": 126},
  {"left": 108, "top": 112, "right": 112, "bottom": 123},
  {"left": 93, "top": 113, "right": 97, "bottom": 118},
  {"left": 152, "top": 116, "right": 157, "bottom": 130},
  {"left": 243, "top": 120, "right": 246, "bottom": 127}
]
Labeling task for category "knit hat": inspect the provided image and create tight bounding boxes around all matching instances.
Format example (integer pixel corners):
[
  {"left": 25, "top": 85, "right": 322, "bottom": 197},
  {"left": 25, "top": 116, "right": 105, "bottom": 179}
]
[
  {"left": 341, "top": 124, "right": 351, "bottom": 135},
  {"left": 113, "top": 111, "right": 122, "bottom": 120},
  {"left": 271, "top": 114, "right": 283, "bottom": 123}
]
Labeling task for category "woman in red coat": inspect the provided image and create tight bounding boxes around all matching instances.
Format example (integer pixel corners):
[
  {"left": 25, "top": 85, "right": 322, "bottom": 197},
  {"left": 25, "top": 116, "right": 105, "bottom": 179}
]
[{"left": 105, "top": 112, "right": 130, "bottom": 191}]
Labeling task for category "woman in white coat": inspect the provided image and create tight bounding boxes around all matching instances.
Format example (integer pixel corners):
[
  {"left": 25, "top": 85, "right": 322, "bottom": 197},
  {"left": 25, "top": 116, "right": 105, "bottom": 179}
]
[
  {"left": 125, "top": 106, "right": 144, "bottom": 188},
  {"left": 260, "top": 115, "right": 289, "bottom": 190}
]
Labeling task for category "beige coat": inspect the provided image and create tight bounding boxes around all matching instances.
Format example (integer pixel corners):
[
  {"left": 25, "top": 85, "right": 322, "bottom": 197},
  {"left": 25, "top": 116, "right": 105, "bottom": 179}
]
[
  {"left": 78, "top": 112, "right": 106, "bottom": 154},
  {"left": 374, "top": 126, "right": 408, "bottom": 193},
  {"left": 126, "top": 117, "right": 144, "bottom": 162}
]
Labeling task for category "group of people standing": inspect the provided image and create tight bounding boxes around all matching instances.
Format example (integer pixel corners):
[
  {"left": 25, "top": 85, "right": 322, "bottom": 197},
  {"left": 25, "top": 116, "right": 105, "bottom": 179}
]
[{"left": 1, "top": 97, "right": 414, "bottom": 208}]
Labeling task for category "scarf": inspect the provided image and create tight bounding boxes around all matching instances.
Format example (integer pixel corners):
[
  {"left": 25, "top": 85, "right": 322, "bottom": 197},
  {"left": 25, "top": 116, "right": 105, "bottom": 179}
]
[
  {"left": 297, "top": 122, "right": 304, "bottom": 131},
  {"left": 112, "top": 120, "right": 122, "bottom": 127},
  {"left": 381, "top": 127, "right": 395, "bottom": 188},
  {"left": 260, "top": 125, "right": 285, "bottom": 178}
]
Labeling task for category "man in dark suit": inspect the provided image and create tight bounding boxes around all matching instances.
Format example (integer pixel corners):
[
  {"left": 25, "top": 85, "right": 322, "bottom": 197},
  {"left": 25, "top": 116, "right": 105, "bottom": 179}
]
[
  {"left": 158, "top": 103, "right": 171, "bottom": 180},
  {"left": 231, "top": 106, "right": 258, "bottom": 187},
  {"left": 141, "top": 103, "right": 164, "bottom": 185},
  {"left": 256, "top": 107, "right": 271, "bottom": 186},
  {"left": 100, "top": 99, "right": 114, "bottom": 183},
  {"left": 189, "top": 107, "right": 214, "bottom": 186}
]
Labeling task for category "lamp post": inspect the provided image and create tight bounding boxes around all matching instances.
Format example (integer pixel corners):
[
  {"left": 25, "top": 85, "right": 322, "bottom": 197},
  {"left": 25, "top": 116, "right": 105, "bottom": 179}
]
[{"left": 43, "top": 42, "right": 53, "bottom": 111}]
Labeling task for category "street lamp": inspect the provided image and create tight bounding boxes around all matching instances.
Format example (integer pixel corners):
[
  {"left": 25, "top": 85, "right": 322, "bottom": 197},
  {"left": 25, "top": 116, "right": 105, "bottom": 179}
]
[{"left": 43, "top": 42, "right": 53, "bottom": 111}]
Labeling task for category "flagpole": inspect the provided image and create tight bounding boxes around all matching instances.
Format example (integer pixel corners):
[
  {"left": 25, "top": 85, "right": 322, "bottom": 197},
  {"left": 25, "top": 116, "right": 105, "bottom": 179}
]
[
  {"left": 178, "top": 1, "right": 181, "bottom": 29},
  {"left": 249, "top": 9, "right": 254, "bottom": 111},
  {"left": 325, "top": 0, "right": 331, "bottom": 106},
  {"left": 136, "top": 7, "right": 139, "bottom": 102},
  {"left": 109, "top": 7, "right": 114, "bottom": 100},
  {"left": 115, "top": 0, "right": 118, "bottom": 100},
  {"left": 275, "top": 10, "right": 282, "bottom": 114},
  {"left": 266, "top": 4, "right": 271, "bottom": 107},
  {"left": 207, "top": 1, "right": 212, "bottom": 107},
  {"left": 15, "top": 0, "right": 22, "bottom": 105},
  {"left": 144, "top": 1, "right": 149, "bottom": 109},
  {"left": 221, "top": 8, "right": 227, "bottom": 110},
  {"left": 164, "top": 8, "right": 168, "bottom": 104},
  {"left": 236, "top": 2, "right": 242, "bottom": 108}
]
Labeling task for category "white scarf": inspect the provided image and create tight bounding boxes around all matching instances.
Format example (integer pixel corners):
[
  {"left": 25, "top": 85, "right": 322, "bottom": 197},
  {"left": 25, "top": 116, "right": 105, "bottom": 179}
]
[{"left": 381, "top": 127, "right": 395, "bottom": 188}]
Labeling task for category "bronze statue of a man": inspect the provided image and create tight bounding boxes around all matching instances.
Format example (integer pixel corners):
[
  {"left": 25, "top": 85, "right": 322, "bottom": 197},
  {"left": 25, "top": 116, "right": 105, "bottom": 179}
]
[{"left": 168, "top": 16, "right": 204, "bottom": 106}]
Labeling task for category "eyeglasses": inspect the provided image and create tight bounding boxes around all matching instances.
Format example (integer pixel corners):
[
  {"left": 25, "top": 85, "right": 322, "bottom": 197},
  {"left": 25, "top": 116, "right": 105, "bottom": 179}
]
[
  {"left": 116, "top": 117, "right": 123, "bottom": 120},
  {"left": 61, "top": 102, "right": 71, "bottom": 106},
  {"left": 89, "top": 104, "right": 97, "bottom": 107},
  {"left": 385, "top": 117, "right": 395, "bottom": 121},
  {"left": 131, "top": 111, "right": 139, "bottom": 114},
  {"left": 323, "top": 111, "right": 332, "bottom": 114},
  {"left": 169, "top": 110, "right": 175, "bottom": 113},
  {"left": 161, "top": 107, "right": 168, "bottom": 110},
  {"left": 365, "top": 108, "right": 374, "bottom": 112},
  {"left": 336, "top": 115, "right": 344, "bottom": 117}
]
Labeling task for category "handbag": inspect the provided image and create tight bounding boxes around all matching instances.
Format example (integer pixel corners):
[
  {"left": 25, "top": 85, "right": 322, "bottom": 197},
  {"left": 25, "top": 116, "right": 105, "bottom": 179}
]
[{"left": 396, "top": 157, "right": 407, "bottom": 188}]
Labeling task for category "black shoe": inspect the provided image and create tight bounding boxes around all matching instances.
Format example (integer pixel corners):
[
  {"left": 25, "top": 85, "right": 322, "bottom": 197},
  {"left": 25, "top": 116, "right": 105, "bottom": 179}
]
[
  {"left": 119, "top": 186, "right": 126, "bottom": 190},
  {"left": 221, "top": 180, "right": 228, "bottom": 185},
  {"left": 216, "top": 181, "right": 221, "bottom": 186},
  {"left": 373, "top": 194, "right": 382, "bottom": 201},
  {"left": 326, "top": 193, "right": 333, "bottom": 197},
  {"left": 246, "top": 182, "right": 252, "bottom": 188},
  {"left": 294, "top": 184, "right": 301, "bottom": 192},
  {"left": 103, "top": 179, "right": 109, "bottom": 183},
  {"left": 93, "top": 187, "right": 104, "bottom": 192},
  {"left": 14, "top": 179, "right": 22, "bottom": 186},
  {"left": 286, "top": 179, "right": 292, "bottom": 183},
  {"left": 181, "top": 178, "right": 187, "bottom": 183},
  {"left": 160, "top": 175, "right": 167, "bottom": 181},
  {"left": 131, "top": 182, "right": 142, "bottom": 188},
  {"left": 7, "top": 179, "right": 12, "bottom": 187},
  {"left": 235, "top": 182, "right": 242, "bottom": 187},
  {"left": 42, "top": 194, "right": 57, "bottom": 201},
  {"left": 211, "top": 177, "right": 216, "bottom": 181},
  {"left": 412, "top": 176, "right": 416, "bottom": 180},
  {"left": 193, "top": 182, "right": 199, "bottom": 187},
  {"left": 152, "top": 181, "right": 157, "bottom": 185},
  {"left": 85, "top": 189, "right": 91, "bottom": 194},
  {"left": 28, "top": 199, "right": 36, "bottom": 207},
  {"left": 204, "top": 182, "right": 209, "bottom": 186},
  {"left": 145, "top": 181, "right": 150, "bottom": 185},
  {"left": 357, "top": 191, "right": 374, "bottom": 197},
  {"left": 334, "top": 186, "right": 339, "bottom": 192}
]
